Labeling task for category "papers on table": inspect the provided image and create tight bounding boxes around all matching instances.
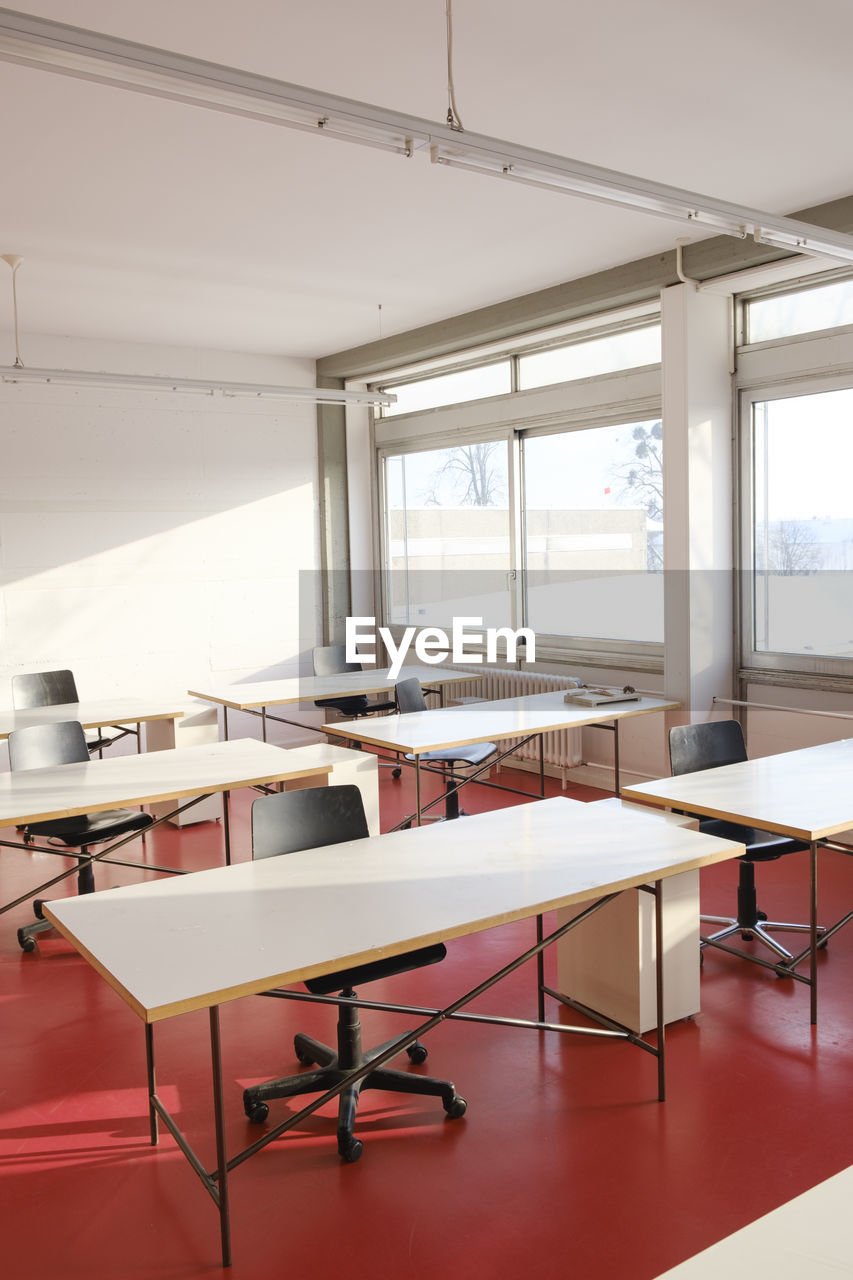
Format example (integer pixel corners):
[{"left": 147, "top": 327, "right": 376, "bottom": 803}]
[{"left": 563, "top": 687, "right": 641, "bottom": 707}]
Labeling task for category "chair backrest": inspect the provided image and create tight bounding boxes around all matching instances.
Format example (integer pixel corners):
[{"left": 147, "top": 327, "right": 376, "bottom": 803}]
[
  {"left": 312, "top": 645, "right": 361, "bottom": 678},
  {"left": 8, "top": 720, "right": 90, "bottom": 771},
  {"left": 12, "top": 669, "right": 79, "bottom": 709},
  {"left": 252, "top": 784, "right": 370, "bottom": 861},
  {"left": 395, "top": 676, "right": 427, "bottom": 714},
  {"left": 669, "top": 720, "right": 748, "bottom": 777}
]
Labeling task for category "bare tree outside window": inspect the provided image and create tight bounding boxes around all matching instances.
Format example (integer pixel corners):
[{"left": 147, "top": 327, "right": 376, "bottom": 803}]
[
  {"left": 767, "top": 520, "right": 821, "bottom": 575},
  {"left": 425, "top": 442, "right": 504, "bottom": 506},
  {"left": 612, "top": 421, "right": 663, "bottom": 569}
]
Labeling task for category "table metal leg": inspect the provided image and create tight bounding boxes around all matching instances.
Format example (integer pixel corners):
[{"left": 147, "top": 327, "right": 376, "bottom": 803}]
[
  {"left": 210, "top": 1008, "right": 232, "bottom": 1268},
  {"left": 654, "top": 879, "right": 665, "bottom": 1101},
  {"left": 145, "top": 1024, "right": 158, "bottom": 1145},
  {"left": 810, "top": 840, "right": 818, "bottom": 1025},
  {"left": 536, "top": 915, "right": 545, "bottom": 1021},
  {"left": 222, "top": 790, "right": 232, "bottom": 865},
  {"left": 415, "top": 758, "right": 422, "bottom": 825}
]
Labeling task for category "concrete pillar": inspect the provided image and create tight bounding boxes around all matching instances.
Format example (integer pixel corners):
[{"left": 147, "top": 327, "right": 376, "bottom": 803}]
[{"left": 662, "top": 283, "right": 734, "bottom": 727}]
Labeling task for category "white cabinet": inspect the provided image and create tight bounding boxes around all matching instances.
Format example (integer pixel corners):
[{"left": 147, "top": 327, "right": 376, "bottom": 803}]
[{"left": 555, "top": 799, "right": 701, "bottom": 1034}]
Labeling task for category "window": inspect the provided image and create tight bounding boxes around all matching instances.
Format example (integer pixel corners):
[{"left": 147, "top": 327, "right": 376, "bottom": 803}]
[
  {"left": 373, "top": 304, "right": 662, "bottom": 666},
  {"left": 518, "top": 324, "right": 660, "bottom": 391},
  {"left": 522, "top": 420, "right": 663, "bottom": 644},
  {"left": 745, "top": 277, "right": 853, "bottom": 344},
  {"left": 373, "top": 307, "right": 660, "bottom": 417},
  {"left": 742, "top": 386, "right": 853, "bottom": 672},
  {"left": 382, "top": 441, "right": 512, "bottom": 631},
  {"left": 379, "top": 362, "right": 511, "bottom": 417}
]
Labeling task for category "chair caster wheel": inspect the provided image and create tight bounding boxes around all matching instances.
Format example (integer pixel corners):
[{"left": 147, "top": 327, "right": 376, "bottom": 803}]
[
  {"left": 338, "top": 1136, "right": 363, "bottom": 1163},
  {"left": 17, "top": 930, "right": 36, "bottom": 953},
  {"left": 392, "top": 768, "right": 402, "bottom": 780},
  {"left": 295, "top": 1049, "right": 315, "bottom": 1066},
  {"left": 444, "top": 1095, "right": 467, "bottom": 1119},
  {"left": 406, "top": 1042, "right": 428, "bottom": 1065},
  {"left": 243, "top": 1093, "right": 269, "bottom": 1124}
]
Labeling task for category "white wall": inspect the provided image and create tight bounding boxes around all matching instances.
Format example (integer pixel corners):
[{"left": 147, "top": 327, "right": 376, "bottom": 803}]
[{"left": 0, "top": 335, "right": 321, "bottom": 714}]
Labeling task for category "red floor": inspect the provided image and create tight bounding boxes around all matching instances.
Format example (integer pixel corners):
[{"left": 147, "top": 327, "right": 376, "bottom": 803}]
[{"left": 1, "top": 759, "right": 852, "bottom": 1279}]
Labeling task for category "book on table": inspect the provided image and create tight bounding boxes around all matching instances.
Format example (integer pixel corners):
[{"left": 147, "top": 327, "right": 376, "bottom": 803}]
[{"left": 563, "top": 687, "right": 640, "bottom": 707}]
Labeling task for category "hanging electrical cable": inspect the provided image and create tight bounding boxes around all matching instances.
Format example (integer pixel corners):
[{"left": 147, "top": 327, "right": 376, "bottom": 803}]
[
  {"left": 445, "top": 0, "right": 464, "bottom": 131},
  {"left": 1, "top": 254, "right": 24, "bottom": 367}
]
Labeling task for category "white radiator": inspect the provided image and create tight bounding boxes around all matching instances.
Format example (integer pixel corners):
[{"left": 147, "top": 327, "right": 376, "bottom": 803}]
[{"left": 446, "top": 665, "right": 584, "bottom": 788}]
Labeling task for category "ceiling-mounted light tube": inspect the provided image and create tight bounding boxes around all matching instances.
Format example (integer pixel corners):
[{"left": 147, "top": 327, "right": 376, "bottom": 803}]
[
  {"left": 429, "top": 147, "right": 752, "bottom": 237},
  {"left": 0, "top": 364, "right": 395, "bottom": 405},
  {"left": 0, "top": 17, "right": 430, "bottom": 158},
  {"left": 2, "top": 7, "right": 853, "bottom": 263},
  {"left": 752, "top": 228, "right": 853, "bottom": 266}
]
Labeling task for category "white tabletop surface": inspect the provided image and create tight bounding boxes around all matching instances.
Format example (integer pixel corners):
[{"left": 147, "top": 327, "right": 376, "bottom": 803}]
[
  {"left": 325, "top": 690, "right": 679, "bottom": 754},
  {"left": 187, "top": 665, "right": 479, "bottom": 710},
  {"left": 0, "top": 697, "right": 185, "bottom": 740},
  {"left": 653, "top": 1164, "right": 853, "bottom": 1278},
  {"left": 44, "top": 796, "right": 742, "bottom": 1023},
  {"left": 623, "top": 738, "right": 853, "bottom": 842},
  {"left": 0, "top": 738, "right": 331, "bottom": 828}
]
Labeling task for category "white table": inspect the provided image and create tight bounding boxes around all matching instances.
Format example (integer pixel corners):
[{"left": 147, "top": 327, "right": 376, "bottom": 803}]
[
  {"left": 326, "top": 689, "right": 679, "bottom": 822},
  {"left": 44, "top": 796, "right": 742, "bottom": 1266},
  {"left": 188, "top": 665, "right": 479, "bottom": 740},
  {"left": 0, "top": 695, "right": 184, "bottom": 745},
  {"left": 0, "top": 695, "right": 216, "bottom": 821},
  {"left": 653, "top": 1164, "right": 853, "bottom": 1278},
  {"left": 0, "top": 738, "right": 334, "bottom": 947},
  {"left": 623, "top": 738, "right": 853, "bottom": 1022}
]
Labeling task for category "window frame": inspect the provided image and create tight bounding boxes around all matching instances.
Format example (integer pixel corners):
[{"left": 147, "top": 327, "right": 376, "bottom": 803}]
[
  {"left": 370, "top": 304, "right": 661, "bottom": 419},
  {"left": 517, "top": 413, "right": 665, "bottom": 669},
  {"left": 741, "top": 269, "right": 853, "bottom": 346},
  {"left": 736, "top": 371, "right": 853, "bottom": 685},
  {"left": 370, "top": 303, "right": 664, "bottom": 672},
  {"left": 375, "top": 406, "right": 665, "bottom": 674}
]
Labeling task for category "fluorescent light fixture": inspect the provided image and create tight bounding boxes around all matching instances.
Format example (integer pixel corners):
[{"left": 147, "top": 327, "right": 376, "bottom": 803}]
[
  {"left": 752, "top": 228, "right": 853, "bottom": 265},
  {"left": 0, "top": 12, "right": 428, "bottom": 157},
  {"left": 1, "top": 7, "right": 853, "bottom": 264},
  {"left": 0, "top": 364, "right": 395, "bottom": 405}
]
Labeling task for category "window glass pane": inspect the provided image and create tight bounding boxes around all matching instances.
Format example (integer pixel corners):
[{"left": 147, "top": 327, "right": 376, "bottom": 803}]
[
  {"left": 518, "top": 325, "right": 660, "bottom": 391},
  {"left": 752, "top": 390, "right": 853, "bottom": 658},
  {"left": 382, "top": 363, "right": 511, "bottom": 416},
  {"left": 384, "top": 442, "right": 511, "bottom": 629},
  {"left": 747, "top": 279, "right": 853, "bottom": 343},
  {"left": 522, "top": 421, "right": 663, "bottom": 642}
]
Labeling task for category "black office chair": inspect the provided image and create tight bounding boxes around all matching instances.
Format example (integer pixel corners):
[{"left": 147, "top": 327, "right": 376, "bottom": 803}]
[
  {"left": 12, "top": 669, "right": 131, "bottom": 757},
  {"left": 669, "top": 720, "right": 825, "bottom": 965},
  {"left": 395, "top": 676, "right": 497, "bottom": 821},
  {"left": 9, "top": 720, "right": 154, "bottom": 953},
  {"left": 242, "top": 785, "right": 467, "bottom": 1162},
  {"left": 313, "top": 643, "right": 401, "bottom": 776}
]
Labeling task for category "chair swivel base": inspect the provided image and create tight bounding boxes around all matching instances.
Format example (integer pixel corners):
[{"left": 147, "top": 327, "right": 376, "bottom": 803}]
[
  {"left": 243, "top": 999, "right": 467, "bottom": 1162},
  {"left": 18, "top": 859, "right": 96, "bottom": 953},
  {"left": 701, "top": 867, "right": 827, "bottom": 965}
]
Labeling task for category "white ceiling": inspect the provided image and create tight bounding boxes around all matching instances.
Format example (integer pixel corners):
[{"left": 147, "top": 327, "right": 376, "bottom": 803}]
[{"left": 1, "top": 0, "right": 852, "bottom": 361}]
